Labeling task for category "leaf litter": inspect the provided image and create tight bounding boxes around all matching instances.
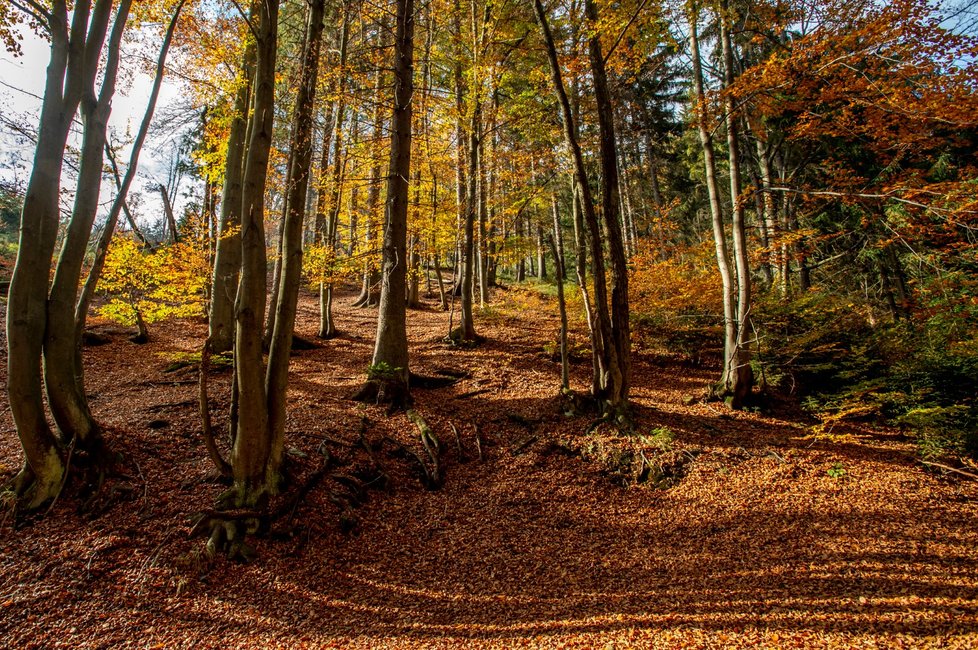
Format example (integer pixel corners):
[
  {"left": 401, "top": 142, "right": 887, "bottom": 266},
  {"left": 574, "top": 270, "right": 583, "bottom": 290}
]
[{"left": 0, "top": 285, "right": 976, "bottom": 648}]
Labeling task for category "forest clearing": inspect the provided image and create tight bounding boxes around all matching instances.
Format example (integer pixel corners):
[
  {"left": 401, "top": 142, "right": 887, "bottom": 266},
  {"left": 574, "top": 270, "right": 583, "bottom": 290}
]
[
  {"left": 2, "top": 286, "right": 978, "bottom": 648},
  {"left": 2, "top": 0, "right": 978, "bottom": 646}
]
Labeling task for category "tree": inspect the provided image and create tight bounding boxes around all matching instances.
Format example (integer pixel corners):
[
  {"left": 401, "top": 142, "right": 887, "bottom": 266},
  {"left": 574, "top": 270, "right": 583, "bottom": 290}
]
[
  {"left": 533, "top": 0, "right": 630, "bottom": 419},
  {"left": 357, "top": 0, "right": 414, "bottom": 406},
  {"left": 4, "top": 0, "right": 131, "bottom": 509}
]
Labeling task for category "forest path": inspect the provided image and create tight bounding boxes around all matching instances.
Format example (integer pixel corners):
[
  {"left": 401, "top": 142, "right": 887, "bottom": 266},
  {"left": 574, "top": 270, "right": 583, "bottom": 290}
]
[{"left": 1, "top": 284, "right": 976, "bottom": 648}]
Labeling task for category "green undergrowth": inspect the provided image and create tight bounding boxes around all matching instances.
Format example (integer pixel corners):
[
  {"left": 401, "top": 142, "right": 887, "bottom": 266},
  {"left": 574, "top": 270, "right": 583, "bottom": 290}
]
[{"left": 754, "top": 291, "right": 978, "bottom": 460}]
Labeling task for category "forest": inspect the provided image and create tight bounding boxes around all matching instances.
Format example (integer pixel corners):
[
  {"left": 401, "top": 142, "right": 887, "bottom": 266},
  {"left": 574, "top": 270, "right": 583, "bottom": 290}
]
[{"left": 0, "top": 0, "right": 977, "bottom": 646}]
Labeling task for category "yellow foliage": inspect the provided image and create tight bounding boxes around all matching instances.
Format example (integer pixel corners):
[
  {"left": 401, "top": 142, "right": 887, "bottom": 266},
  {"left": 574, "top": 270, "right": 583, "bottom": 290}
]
[
  {"left": 97, "top": 235, "right": 208, "bottom": 328},
  {"left": 629, "top": 241, "right": 722, "bottom": 318}
]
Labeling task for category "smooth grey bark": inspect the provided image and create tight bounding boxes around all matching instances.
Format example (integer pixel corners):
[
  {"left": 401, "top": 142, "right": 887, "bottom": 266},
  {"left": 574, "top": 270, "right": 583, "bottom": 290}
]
[
  {"left": 6, "top": 0, "right": 110, "bottom": 508},
  {"left": 317, "top": 8, "right": 349, "bottom": 339},
  {"left": 720, "top": 5, "right": 753, "bottom": 407},
  {"left": 158, "top": 183, "right": 179, "bottom": 243},
  {"left": 43, "top": 0, "right": 132, "bottom": 447},
  {"left": 688, "top": 8, "right": 737, "bottom": 404}
]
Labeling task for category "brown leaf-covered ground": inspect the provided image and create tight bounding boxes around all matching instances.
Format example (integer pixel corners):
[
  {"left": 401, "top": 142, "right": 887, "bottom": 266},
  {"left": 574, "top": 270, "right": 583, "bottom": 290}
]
[{"left": 1, "top": 284, "right": 977, "bottom": 648}]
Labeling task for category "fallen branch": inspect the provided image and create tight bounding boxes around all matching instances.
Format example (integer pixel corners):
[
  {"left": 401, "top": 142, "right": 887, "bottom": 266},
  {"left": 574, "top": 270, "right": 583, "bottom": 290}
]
[
  {"left": 918, "top": 459, "right": 978, "bottom": 481},
  {"left": 511, "top": 434, "right": 539, "bottom": 456}
]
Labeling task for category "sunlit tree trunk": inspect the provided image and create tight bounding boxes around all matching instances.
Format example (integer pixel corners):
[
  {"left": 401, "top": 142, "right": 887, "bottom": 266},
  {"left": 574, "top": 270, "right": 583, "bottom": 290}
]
[
  {"left": 317, "top": 8, "right": 349, "bottom": 338},
  {"left": 231, "top": 0, "right": 279, "bottom": 504},
  {"left": 688, "top": 6, "right": 738, "bottom": 405},
  {"left": 266, "top": 0, "right": 325, "bottom": 482},
  {"left": 719, "top": 6, "right": 753, "bottom": 407},
  {"left": 585, "top": 0, "right": 630, "bottom": 413},
  {"left": 6, "top": 0, "right": 107, "bottom": 508}
]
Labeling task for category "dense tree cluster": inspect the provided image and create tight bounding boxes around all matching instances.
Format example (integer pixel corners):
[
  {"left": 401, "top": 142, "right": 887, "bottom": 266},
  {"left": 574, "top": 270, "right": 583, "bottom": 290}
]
[{"left": 2, "top": 0, "right": 975, "bottom": 550}]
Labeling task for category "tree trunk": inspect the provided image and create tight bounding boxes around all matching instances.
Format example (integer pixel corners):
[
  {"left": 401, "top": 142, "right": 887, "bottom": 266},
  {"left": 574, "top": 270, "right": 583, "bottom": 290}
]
[
  {"left": 720, "top": 7, "right": 753, "bottom": 408},
  {"left": 44, "top": 0, "right": 132, "bottom": 448},
  {"left": 208, "top": 19, "right": 255, "bottom": 353},
  {"left": 367, "top": 0, "right": 414, "bottom": 406},
  {"left": 6, "top": 0, "right": 108, "bottom": 508},
  {"left": 688, "top": 8, "right": 738, "bottom": 406},
  {"left": 75, "top": 0, "right": 185, "bottom": 353},
  {"left": 158, "top": 184, "right": 179, "bottom": 243},
  {"left": 551, "top": 194, "right": 569, "bottom": 392},
  {"left": 231, "top": 0, "right": 278, "bottom": 504},
  {"left": 266, "top": 0, "right": 325, "bottom": 483},
  {"left": 317, "top": 9, "right": 349, "bottom": 338},
  {"left": 534, "top": 0, "right": 620, "bottom": 412},
  {"left": 584, "top": 0, "right": 630, "bottom": 414}
]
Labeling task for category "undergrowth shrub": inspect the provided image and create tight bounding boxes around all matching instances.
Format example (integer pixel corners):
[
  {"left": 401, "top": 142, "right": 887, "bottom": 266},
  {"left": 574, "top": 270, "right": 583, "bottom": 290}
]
[{"left": 753, "top": 289, "right": 977, "bottom": 459}]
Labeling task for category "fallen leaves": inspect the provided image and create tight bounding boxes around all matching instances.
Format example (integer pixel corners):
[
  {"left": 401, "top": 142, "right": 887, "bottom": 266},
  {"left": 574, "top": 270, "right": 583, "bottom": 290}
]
[{"left": 0, "top": 285, "right": 976, "bottom": 648}]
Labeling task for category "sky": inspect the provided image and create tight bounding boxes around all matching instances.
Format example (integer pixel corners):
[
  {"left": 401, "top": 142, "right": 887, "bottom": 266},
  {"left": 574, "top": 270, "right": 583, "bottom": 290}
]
[{"left": 0, "top": 18, "right": 190, "bottom": 232}]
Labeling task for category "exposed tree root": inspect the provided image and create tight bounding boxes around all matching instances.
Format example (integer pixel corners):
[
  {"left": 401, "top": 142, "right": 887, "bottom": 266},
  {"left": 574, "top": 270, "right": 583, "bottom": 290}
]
[
  {"left": 351, "top": 378, "right": 412, "bottom": 412},
  {"left": 408, "top": 409, "right": 442, "bottom": 488},
  {"left": 3, "top": 435, "right": 133, "bottom": 524},
  {"left": 446, "top": 327, "right": 484, "bottom": 348},
  {"left": 450, "top": 423, "right": 467, "bottom": 463},
  {"left": 409, "top": 371, "right": 464, "bottom": 389}
]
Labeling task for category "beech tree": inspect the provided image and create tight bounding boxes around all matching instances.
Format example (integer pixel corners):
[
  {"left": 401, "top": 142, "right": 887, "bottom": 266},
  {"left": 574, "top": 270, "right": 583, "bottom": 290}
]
[
  {"left": 4, "top": 0, "right": 133, "bottom": 509},
  {"left": 357, "top": 0, "right": 414, "bottom": 406}
]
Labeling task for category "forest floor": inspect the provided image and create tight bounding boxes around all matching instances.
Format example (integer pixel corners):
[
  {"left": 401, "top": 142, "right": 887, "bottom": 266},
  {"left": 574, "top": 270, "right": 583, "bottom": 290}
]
[{"left": 1, "top": 283, "right": 977, "bottom": 649}]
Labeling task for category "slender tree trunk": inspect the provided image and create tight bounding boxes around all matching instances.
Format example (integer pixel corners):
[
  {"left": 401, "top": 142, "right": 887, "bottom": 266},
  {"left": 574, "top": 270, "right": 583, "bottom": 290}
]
[
  {"left": 266, "top": 0, "right": 325, "bottom": 483},
  {"left": 231, "top": 0, "right": 279, "bottom": 504},
  {"left": 44, "top": 0, "right": 132, "bottom": 447},
  {"left": 317, "top": 9, "right": 349, "bottom": 338},
  {"left": 159, "top": 184, "right": 179, "bottom": 243},
  {"left": 477, "top": 115, "right": 489, "bottom": 305},
  {"left": 366, "top": 0, "right": 414, "bottom": 405},
  {"left": 6, "top": 0, "right": 108, "bottom": 507},
  {"left": 719, "top": 8, "right": 753, "bottom": 407},
  {"left": 208, "top": 15, "right": 256, "bottom": 352},
  {"left": 75, "top": 0, "right": 185, "bottom": 352},
  {"left": 534, "top": 0, "right": 619, "bottom": 412},
  {"left": 584, "top": 0, "right": 629, "bottom": 413},
  {"left": 551, "top": 194, "right": 569, "bottom": 392},
  {"left": 689, "top": 8, "right": 738, "bottom": 405},
  {"left": 536, "top": 223, "right": 547, "bottom": 279}
]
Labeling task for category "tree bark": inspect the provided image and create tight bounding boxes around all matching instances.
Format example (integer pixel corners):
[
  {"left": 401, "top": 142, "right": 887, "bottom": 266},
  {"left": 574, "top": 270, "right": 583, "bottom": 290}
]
[
  {"left": 368, "top": 0, "right": 414, "bottom": 405},
  {"left": 266, "top": 0, "right": 325, "bottom": 483},
  {"left": 720, "top": 4, "right": 753, "bottom": 408},
  {"left": 584, "top": 0, "right": 630, "bottom": 413},
  {"left": 688, "top": 7, "right": 738, "bottom": 405},
  {"left": 6, "top": 0, "right": 109, "bottom": 508},
  {"left": 317, "top": 8, "right": 349, "bottom": 339},
  {"left": 209, "top": 18, "right": 257, "bottom": 353},
  {"left": 231, "top": 0, "right": 278, "bottom": 504},
  {"left": 44, "top": 0, "right": 132, "bottom": 448}
]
